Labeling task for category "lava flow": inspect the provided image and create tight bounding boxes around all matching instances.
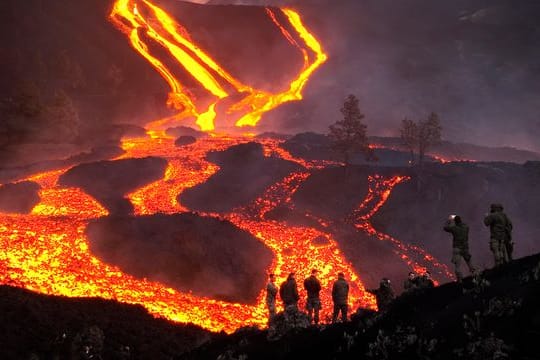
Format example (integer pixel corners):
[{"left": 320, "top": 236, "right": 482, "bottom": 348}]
[
  {"left": 0, "top": 1, "right": 452, "bottom": 334},
  {"left": 351, "top": 175, "right": 453, "bottom": 281},
  {"left": 109, "top": 0, "right": 327, "bottom": 131}
]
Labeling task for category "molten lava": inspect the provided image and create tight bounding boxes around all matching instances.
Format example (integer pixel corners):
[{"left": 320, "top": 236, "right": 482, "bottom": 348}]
[
  {"left": 0, "top": 134, "right": 452, "bottom": 333},
  {"left": 109, "top": 0, "right": 327, "bottom": 132},
  {"left": 0, "top": 1, "right": 453, "bottom": 334}
]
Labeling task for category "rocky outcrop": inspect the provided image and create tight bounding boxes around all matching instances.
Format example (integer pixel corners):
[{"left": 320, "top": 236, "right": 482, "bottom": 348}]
[
  {"left": 59, "top": 157, "right": 167, "bottom": 215},
  {"left": 85, "top": 213, "right": 273, "bottom": 303},
  {"left": 175, "top": 136, "right": 197, "bottom": 146},
  {"left": 180, "top": 142, "right": 301, "bottom": 212},
  {"left": 0, "top": 181, "right": 41, "bottom": 213}
]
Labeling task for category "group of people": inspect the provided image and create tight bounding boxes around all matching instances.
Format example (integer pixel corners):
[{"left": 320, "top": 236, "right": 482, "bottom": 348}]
[
  {"left": 366, "top": 270, "right": 436, "bottom": 312},
  {"left": 265, "top": 203, "right": 515, "bottom": 326},
  {"left": 443, "top": 203, "right": 513, "bottom": 281},
  {"left": 265, "top": 270, "right": 350, "bottom": 325}
]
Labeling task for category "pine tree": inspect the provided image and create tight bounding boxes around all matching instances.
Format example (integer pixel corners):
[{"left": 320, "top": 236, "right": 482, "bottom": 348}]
[{"left": 328, "top": 94, "right": 370, "bottom": 166}]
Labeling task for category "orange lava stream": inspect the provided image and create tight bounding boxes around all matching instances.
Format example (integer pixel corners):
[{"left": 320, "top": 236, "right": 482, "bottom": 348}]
[
  {"left": 122, "top": 134, "right": 377, "bottom": 321},
  {"left": 109, "top": 0, "right": 327, "bottom": 131},
  {"left": 0, "top": 134, "right": 453, "bottom": 332},
  {"left": 224, "top": 169, "right": 377, "bottom": 317},
  {"left": 0, "top": 1, "right": 455, "bottom": 334},
  {"left": 351, "top": 175, "right": 454, "bottom": 281}
]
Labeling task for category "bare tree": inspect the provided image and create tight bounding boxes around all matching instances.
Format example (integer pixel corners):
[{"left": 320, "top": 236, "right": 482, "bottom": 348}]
[
  {"left": 400, "top": 118, "right": 418, "bottom": 165},
  {"left": 328, "top": 94, "right": 370, "bottom": 167},
  {"left": 418, "top": 112, "right": 442, "bottom": 165},
  {"left": 399, "top": 112, "right": 442, "bottom": 166}
]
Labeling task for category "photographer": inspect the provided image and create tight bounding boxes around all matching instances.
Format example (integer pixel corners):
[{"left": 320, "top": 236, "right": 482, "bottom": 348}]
[{"left": 443, "top": 215, "right": 475, "bottom": 281}]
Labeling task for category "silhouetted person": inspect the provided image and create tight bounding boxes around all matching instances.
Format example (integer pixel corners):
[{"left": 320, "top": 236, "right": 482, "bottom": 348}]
[
  {"left": 484, "top": 203, "right": 513, "bottom": 266},
  {"left": 367, "top": 278, "right": 395, "bottom": 312},
  {"left": 303, "top": 269, "right": 322, "bottom": 325},
  {"left": 444, "top": 215, "right": 475, "bottom": 281},
  {"left": 416, "top": 271, "right": 435, "bottom": 289},
  {"left": 332, "top": 272, "right": 349, "bottom": 323},
  {"left": 266, "top": 273, "right": 278, "bottom": 322},
  {"left": 403, "top": 271, "right": 418, "bottom": 292},
  {"left": 279, "top": 272, "right": 299, "bottom": 310}
]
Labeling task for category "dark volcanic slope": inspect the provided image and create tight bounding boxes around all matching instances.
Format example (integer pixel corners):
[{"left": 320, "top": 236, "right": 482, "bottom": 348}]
[
  {"left": 0, "top": 0, "right": 170, "bottom": 153},
  {"left": 0, "top": 0, "right": 304, "bottom": 162},
  {"left": 282, "top": 132, "right": 540, "bottom": 166},
  {"left": 180, "top": 142, "right": 302, "bottom": 213},
  {"left": 0, "top": 180, "right": 41, "bottom": 213},
  {"left": 85, "top": 213, "right": 273, "bottom": 303},
  {"left": 2, "top": 252, "right": 540, "bottom": 359},
  {"left": 292, "top": 165, "right": 394, "bottom": 220},
  {"left": 280, "top": 132, "right": 431, "bottom": 167},
  {"left": 0, "top": 285, "right": 212, "bottom": 360},
  {"left": 59, "top": 157, "right": 167, "bottom": 215},
  {"left": 371, "top": 161, "right": 540, "bottom": 268},
  {"left": 179, "top": 253, "right": 540, "bottom": 360}
]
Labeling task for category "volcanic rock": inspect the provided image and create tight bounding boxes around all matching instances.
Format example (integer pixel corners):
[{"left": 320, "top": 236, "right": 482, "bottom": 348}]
[
  {"left": 267, "top": 306, "right": 310, "bottom": 341},
  {"left": 167, "top": 126, "right": 208, "bottom": 139},
  {"left": 291, "top": 165, "right": 373, "bottom": 220},
  {"left": 59, "top": 157, "right": 167, "bottom": 215},
  {"left": 0, "top": 285, "right": 212, "bottom": 360},
  {"left": 110, "top": 124, "right": 148, "bottom": 138},
  {"left": 281, "top": 132, "right": 419, "bottom": 166},
  {"left": 0, "top": 181, "right": 41, "bottom": 214},
  {"left": 175, "top": 136, "right": 197, "bottom": 146},
  {"left": 255, "top": 132, "right": 291, "bottom": 140},
  {"left": 180, "top": 142, "right": 302, "bottom": 213},
  {"left": 66, "top": 145, "right": 125, "bottom": 163},
  {"left": 281, "top": 132, "right": 334, "bottom": 162},
  {"left": 179, "top": 253, "right": 540, "bottom": 360},
  {"left": 85, "top": 213, "right": 273, "bottom": 303}
]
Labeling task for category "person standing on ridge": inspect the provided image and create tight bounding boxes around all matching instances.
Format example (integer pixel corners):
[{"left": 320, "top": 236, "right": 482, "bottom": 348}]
[
  {"left": 367, "top": 278, "right": 395, "bottom": 312},
  {"left": 303, "top": 269, "right": 322, "bottom": 325},
  {"left": 444, "top": 215, "right": 476, "bottom": 281},
  {"left": 279, "top": 272, "right": 299, "bottom": 310},
  {"left": 403, "top": 271, "right": 418, "bottom": 292},
  {"left": 331, "top": 272, "right": 349, "bottom": 323},
  {"left": 484, "top": 203, "right": 513, "bottom": 266},
  {"left": 416, "top": 271, "right": 435, "bottom": 289},
  {"left": 266, "top": 273, "right": 278, "bottom": 322}
]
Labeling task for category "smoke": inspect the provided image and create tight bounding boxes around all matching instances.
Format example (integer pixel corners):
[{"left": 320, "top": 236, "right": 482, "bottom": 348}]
[{"left": 215, "top": 0, "right": 540, "bottom": 154}]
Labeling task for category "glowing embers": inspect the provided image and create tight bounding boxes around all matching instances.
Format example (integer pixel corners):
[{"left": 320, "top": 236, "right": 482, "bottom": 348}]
[{"left": 109, "top": 1, "right": 327, "bottom": 131}]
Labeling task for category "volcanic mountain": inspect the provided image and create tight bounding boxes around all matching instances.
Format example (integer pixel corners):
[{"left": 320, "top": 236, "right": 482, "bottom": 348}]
[{"left": 2, "top": 0, "right": 540, "bottom": 344}]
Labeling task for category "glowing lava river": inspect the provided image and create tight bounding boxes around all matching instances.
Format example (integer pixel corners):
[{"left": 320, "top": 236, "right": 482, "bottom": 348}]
[
  {"left": 0, "top": 0, "right": 452, "bottom": 334},
  {"left": 0, "top": 134, "right": 453, "bottom": 333}
]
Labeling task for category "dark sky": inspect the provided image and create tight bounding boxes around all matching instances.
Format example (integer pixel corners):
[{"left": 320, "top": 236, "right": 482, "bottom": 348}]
[
  {"left": 2, "top": 0, "right": 539, "bottom": 156},
  {"left": 206, "top": 0, "right": 540, "bottom": 152}
]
